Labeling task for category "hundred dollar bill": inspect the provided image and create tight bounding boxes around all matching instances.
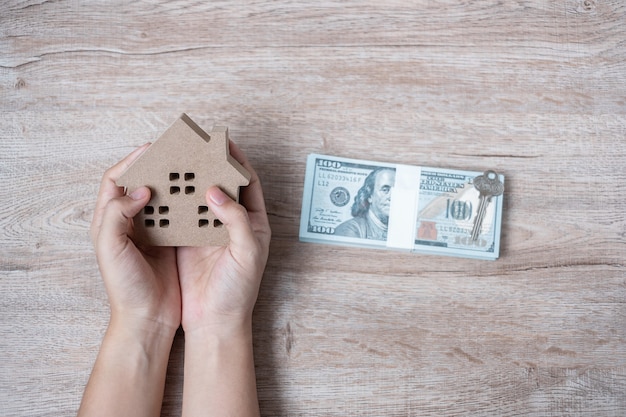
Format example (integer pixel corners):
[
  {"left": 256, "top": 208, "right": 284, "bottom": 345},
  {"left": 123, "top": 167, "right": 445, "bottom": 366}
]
[{"left": 299, "top": 154, "right": 504, "bottom": 260}]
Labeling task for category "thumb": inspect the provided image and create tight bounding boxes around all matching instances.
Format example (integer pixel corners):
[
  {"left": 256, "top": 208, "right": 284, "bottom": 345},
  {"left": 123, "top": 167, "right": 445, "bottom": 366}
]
[
  {"left": 206, "top": 186, "right": 257, "bottom": 253},
  {"left": 98, "top": 186, "right": 151, "bottom": 247}
]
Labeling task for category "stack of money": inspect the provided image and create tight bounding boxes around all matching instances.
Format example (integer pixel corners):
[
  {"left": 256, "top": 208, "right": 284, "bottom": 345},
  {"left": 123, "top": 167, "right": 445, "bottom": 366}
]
[{"left": 299, "top": 154, "right": 505, "bottom": 260}]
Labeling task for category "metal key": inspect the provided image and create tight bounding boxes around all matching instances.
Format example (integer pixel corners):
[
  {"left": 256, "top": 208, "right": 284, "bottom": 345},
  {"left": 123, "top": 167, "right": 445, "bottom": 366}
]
[{"left": 470, "top": 170, "right": 504, "bottom": 241}]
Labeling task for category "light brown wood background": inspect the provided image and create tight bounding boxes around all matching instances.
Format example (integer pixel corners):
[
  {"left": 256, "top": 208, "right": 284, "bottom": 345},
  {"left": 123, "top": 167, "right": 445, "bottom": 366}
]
[{"left": 1, "top": 1, "right": 625, "bottom": 416}]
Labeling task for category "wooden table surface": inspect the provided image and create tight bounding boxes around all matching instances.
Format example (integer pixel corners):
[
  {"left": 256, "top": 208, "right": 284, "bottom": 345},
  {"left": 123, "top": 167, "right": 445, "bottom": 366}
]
[{"left": 1, "top": 1, "right": 625, "bottom": 415}]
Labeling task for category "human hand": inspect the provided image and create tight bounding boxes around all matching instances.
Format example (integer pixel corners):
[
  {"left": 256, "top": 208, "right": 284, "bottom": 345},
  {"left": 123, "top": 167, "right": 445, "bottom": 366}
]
[
  {"left": 177, "top": 142, "right": 271, "bottom": 334},
  {"left": 90, "top": 144, "right": 181, "bottom": 336},
  {"left": 79, "top": 145, "right": 182, "bottom": 417}
]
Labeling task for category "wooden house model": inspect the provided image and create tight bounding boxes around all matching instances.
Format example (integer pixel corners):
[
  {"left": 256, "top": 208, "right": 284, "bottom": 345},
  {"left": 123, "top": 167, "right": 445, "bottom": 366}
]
[{"left": 116, "top": 114, "right": 250, "bottom": 246}]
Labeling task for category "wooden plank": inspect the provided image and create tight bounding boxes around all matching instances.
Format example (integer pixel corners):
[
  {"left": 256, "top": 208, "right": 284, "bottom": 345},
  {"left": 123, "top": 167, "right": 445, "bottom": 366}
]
[{"left": 1, "top": 0, "right": 624, "bottom": 416}]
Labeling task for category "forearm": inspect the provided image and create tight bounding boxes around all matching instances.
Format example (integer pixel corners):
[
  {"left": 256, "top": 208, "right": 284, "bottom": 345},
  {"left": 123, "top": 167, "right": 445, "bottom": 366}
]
[
  {"left": 77, "top": 317, "right": 175, "bottom": 417},
  {"left": 182, "top": 319, "right": 260, "bottom": 417}
]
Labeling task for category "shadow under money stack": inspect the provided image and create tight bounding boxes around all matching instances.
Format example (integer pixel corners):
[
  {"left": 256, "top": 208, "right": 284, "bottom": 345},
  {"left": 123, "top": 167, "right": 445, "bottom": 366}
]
[{"left": 299, "top": 154, "right": 505, "bottom": 260}]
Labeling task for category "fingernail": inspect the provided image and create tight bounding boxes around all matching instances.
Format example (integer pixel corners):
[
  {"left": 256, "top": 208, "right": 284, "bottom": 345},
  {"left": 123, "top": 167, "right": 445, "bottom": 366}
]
[
  {"left": 130, "top": 187, "right": 148, "bottom": 200},
  {"left": 208, "top": 187, "right": 227, "bottom": 206}
]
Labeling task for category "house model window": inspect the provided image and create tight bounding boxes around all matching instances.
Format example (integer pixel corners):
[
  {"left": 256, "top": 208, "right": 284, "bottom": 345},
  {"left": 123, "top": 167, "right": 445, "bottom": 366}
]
[{"left": 116, "top": 113, "right": 251, "bottom": 246}]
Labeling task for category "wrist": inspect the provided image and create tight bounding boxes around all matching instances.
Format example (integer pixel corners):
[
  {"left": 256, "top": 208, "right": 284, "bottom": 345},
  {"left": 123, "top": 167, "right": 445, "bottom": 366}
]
[
  {"left": 183, "top": 315, "right": 253, "bottom": 344},
  {"left": 182, "top": 303, "right": 255, "bottom": 335},
  {"left": 181, "top": 315, "right": 259, "bottom": 417},
  {"left": 79, "top": 312, "right": 175, "bottom": 417},
  {"left": 108, "top": 313, "right": 178, "bottom": 353}
]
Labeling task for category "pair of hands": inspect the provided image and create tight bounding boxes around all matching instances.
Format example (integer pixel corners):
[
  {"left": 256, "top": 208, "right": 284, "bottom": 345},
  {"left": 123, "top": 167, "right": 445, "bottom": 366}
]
[{"left": 90, "top": 142, "right": 271, "bottom": 339}]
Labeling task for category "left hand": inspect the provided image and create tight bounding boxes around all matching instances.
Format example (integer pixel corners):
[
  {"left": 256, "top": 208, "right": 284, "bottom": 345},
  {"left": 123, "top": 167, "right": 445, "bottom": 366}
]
[{"left": 177, "top": 141, "right": 271, "bottom": 334}]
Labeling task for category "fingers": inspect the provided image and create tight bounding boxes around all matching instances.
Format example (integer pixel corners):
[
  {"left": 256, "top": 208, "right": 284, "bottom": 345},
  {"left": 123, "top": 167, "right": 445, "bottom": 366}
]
[
  {"left": 228, "top": 141, "right": 271, "bottom": 245},
  {"left": 96, "top": 186, "right": 151, "bottom": 251},
  {"left": 206, "top": 186, "right": 259, "bottom": 257},
  {"left": 91, "top": 144, "right": 151, "bottom": 243},
  {"left": 228, "top": 141, "right": 267, "bottom": 217}
]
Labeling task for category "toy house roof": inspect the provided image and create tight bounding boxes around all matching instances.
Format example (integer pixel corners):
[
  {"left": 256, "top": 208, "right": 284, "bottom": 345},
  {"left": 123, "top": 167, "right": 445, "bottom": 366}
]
[{"left": 116, "top": 113, "right": 251, "bottom": 246}]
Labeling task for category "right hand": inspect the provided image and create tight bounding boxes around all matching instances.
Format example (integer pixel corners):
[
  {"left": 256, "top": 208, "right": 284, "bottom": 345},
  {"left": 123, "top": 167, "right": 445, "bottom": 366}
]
[{"left": 90, "top": 144, "right": 182, "bottom": 336}]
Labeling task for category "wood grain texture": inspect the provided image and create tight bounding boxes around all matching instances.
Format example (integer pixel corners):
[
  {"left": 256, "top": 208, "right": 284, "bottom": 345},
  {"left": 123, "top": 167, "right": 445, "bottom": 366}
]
[{"left": 1, "top": 1, "right": 625, "bottom": 416}]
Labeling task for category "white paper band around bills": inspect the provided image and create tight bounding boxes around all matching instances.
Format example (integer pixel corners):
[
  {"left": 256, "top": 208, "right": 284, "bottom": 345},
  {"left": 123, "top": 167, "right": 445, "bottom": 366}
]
[{"left": 386, "top": 164, "right": 421, "bottom": 250}]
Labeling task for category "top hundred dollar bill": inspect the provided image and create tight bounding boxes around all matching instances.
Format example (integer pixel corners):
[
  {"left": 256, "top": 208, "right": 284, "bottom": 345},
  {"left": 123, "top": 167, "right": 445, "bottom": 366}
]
[{"left": 299, "top": 154, "right": 505, "bottom": 260}]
